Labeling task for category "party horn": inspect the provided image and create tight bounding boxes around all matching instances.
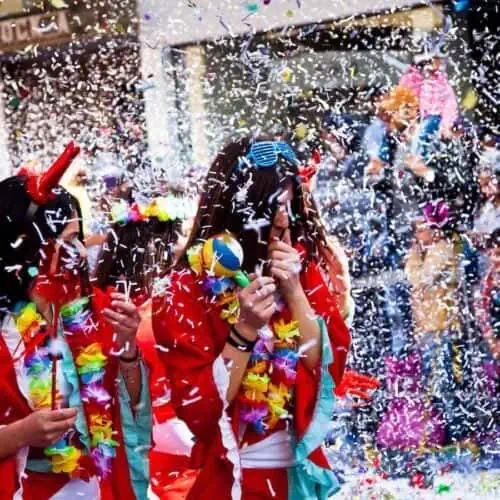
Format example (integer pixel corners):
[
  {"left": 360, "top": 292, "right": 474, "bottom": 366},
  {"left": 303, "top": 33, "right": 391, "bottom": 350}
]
[{"left": 202, "top": 233, "right": 250, "bottom": 287}]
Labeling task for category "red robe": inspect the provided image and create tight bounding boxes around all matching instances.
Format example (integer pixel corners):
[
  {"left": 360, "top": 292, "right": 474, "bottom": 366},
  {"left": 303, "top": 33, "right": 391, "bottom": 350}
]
[
  {"left": 152, "top": 257, "right": 351, "bottom": 499},
  {"left": 136, "top": 301, "right": 198, "bottom": 500},
  {"left": 0, "top": 289, "right": 140, "bottom": 499}
]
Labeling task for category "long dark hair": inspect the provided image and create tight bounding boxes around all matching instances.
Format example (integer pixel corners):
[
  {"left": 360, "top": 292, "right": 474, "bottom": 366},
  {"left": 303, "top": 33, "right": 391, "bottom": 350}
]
[
  {"left": 0, "top": 175, "right": 82, "bottom": 312},
  {"left": 181, "top": 137, "right": 330, "bottom": 274},
  {"left": 94, "top": 217, "right": 183, "bottom": 297}
]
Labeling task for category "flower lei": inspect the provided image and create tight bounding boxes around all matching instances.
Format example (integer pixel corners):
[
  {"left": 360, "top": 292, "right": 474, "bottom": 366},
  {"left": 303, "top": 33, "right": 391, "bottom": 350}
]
[
  {"left": 187, "top": 244, "right": 300, "bottom": 433},
  {"left": 15, "top": 298, "right": 118, "bottom": 478},
  {"left": 238, "top": 320, "right": 300, "bottom": 433},
  {"left": 111, "top": 196, "right": 185, "bottom": 225}
]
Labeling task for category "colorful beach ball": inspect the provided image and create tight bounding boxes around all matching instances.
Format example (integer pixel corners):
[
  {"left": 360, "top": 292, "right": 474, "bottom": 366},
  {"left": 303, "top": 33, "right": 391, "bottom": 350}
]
[{"left": 202, "top": 233, "right": 244, "bottom": 277}]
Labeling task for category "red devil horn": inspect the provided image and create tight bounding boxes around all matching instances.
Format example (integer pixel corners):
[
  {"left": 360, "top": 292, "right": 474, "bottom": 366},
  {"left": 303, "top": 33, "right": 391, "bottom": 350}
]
[{"left": 26, "top": 141, "right": 81, "bottom": 205}]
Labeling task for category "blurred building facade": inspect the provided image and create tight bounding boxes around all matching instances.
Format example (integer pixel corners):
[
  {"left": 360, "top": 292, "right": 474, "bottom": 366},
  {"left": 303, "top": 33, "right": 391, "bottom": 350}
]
[
  {"left": 0, "top": 0, "right": 146, "bottom": 179},
  {"left": 137, "top": 0, "right": 446, "bottom": 176},
  {"left": 137, "top": 0, "right": 496, "bottom": 175}
]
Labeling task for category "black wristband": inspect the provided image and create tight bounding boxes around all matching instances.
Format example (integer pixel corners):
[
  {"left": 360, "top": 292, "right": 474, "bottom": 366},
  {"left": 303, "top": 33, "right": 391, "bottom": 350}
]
[
  {"left": 120, "top": 347, "right": 140, "bottom": 363},
  {"left": 227, "top": 334, "right": 253, "bottom": 352},
  {"left": 231, "top": 325, "right": 257, "bottom": 349}
]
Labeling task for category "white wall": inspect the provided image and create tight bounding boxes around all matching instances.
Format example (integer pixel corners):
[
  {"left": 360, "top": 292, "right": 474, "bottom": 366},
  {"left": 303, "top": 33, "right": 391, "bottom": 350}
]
[{"left": 138, "top": 0, "right": 434, "bottom": 47}]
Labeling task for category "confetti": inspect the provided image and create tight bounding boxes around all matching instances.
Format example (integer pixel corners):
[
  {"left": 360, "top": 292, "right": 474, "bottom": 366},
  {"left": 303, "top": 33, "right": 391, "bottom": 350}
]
[{"left": 0, "top": 0, "right": 498, "bottom": 497}]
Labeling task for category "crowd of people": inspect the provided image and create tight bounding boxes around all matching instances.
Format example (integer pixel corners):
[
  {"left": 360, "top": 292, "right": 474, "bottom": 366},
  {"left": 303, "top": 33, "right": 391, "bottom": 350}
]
[
  {"left": 314, "top": 47, "right": 499, "bottom": 483},
  {"left": 0, "top": 28, "right": 498, "bottom": 500},
  {"left": 0, "top": 126, "right": 370, "bottom": 499}
]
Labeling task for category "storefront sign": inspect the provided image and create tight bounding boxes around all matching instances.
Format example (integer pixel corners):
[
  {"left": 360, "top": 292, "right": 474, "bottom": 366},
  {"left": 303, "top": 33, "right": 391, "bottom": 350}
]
[{"left": 0, "top": 10, "right": 70, "bottom": 51}]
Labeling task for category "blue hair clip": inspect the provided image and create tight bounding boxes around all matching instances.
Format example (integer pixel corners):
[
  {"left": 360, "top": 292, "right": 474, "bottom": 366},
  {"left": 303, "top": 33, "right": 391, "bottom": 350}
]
[{"left": 236, "top": 141, "right": 299, "bottom": 171}]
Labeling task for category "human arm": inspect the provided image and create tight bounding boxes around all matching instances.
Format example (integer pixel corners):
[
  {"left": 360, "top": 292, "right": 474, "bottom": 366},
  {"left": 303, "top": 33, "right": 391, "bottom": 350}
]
[
  {"left": 297, "top": 256, "right": 351, "bottom": 387},
  {"left": 0, "top": 408, "right": 77, "bottom": 459},
  {"left": 222, "top": 276, "right": 277, "bottom": 403},
  {"left": 103, "top": 293, "right": 143, "bottom": 406},
  {"left": 287, "top": 286, "right": 322, "bottom": 371},
  {"left": 269, "top": 235, "right": 321, "bottom": 371}
]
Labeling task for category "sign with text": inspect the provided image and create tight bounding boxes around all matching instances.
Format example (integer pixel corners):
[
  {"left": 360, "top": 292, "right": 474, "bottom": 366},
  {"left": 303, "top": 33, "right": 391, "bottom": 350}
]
[{"left": 0, "top": 10, "right": 71, "bottom": 51}]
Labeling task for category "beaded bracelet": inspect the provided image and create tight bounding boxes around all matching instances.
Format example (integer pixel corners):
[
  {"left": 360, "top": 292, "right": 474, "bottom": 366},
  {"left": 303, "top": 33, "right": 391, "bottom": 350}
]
[{"left": 120, "top": 347, "right": 140, "bottom": 363}]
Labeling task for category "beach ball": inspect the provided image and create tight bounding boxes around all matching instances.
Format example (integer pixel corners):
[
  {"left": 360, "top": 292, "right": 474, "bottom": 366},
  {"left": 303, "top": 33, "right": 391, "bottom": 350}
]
[{"left": 202, "top": 233, "right": 244, "bottom": 277}]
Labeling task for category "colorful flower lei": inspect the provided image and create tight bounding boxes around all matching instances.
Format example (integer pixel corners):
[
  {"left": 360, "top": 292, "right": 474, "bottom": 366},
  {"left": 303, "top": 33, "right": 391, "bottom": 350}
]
[
  {"left": 187, "top": 243, "right": 300, "bottom": 433},
  {"left": 111, "top": 196, "right": 186, "bottom": 225},
  {"left": 15, "top": 298, "right": 118, "bottom": 478},
  {"left": 238, "top": 321, "right": 300, "bottom": 433},
  {"left": 14, "top": 302, "right": 46, "bottom": 343}
]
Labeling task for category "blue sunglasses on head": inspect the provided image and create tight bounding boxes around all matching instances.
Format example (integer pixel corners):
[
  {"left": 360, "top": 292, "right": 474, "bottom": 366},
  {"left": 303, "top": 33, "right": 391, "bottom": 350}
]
[{"left": 236, "top": 141, "right": 299, "bottom": 170}]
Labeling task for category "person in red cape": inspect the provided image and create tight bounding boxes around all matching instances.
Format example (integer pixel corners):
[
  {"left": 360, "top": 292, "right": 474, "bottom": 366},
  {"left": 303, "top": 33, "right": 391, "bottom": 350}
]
[
  {"left": 0, "top": 143, "right": 151, "bottom": 499},
  {"left": 152, "top": 138, "right": 352, "bottom": 499},
  {"left": 94, "top": 193, "right": 199, "bottom": 499}
]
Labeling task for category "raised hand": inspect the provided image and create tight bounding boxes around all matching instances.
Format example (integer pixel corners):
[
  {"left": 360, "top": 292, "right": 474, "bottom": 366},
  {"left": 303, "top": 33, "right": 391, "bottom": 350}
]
[
  {"left": 103, "top": 292, "right": 141, "bottom": 356},
  {"left": 268, "top": 229, "right": 302, "bottom": 298},
  {"left": 237, "top": 275, "right": 277, "bottom": 333}
]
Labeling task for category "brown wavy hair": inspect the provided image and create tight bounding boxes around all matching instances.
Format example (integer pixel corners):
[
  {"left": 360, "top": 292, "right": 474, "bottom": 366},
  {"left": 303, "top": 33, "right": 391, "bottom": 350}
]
[
  {"left": 180, "top": 137, "right": 330, "bottom": 274},
  {"left": 94, "top": 217, "right": 182, "bottom": 297}
]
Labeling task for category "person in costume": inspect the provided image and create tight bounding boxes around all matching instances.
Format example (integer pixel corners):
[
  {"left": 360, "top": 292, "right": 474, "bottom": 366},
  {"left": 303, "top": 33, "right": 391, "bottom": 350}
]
[
  {"left": 152, "top": 138, "right": 352, "bottom": 499},
  {"left": 475, "top": 229, "right": 500, "bottom": 362},
  {"left": 377, "top": 203, "right": 473, "bottom": 456},
  {"left": 399, "top": 39, "right": 459, "bottom": 163},
  {"left": 0, "top": 142, "right": 151, "bottom": 499},
  {"left": 94, "top": 193, "right": 199, "bottom": 499},
  {"left": 473, "top": 229, "right": 500, "bottom": 463},
  {"left": 94, "top": 194, "right": 185, "bottom": 296}
]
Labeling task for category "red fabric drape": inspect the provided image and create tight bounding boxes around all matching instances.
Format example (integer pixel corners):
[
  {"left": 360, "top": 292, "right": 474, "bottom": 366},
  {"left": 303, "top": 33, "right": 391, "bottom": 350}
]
[{"left": 152, "top": 254, "right": 351, "bottom": 498}]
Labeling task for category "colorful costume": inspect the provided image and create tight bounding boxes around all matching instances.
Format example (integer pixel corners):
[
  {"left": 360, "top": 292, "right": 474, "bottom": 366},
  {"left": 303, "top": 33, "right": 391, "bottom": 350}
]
[
  {"left": 0, "top": 143, "right": 151, "bottom": 499},
  {"left": 377, "top": 235, "right": 473, "bottom": 452},
  {"left": 152, "top": 247, "right": 351, "bottom": 499},
  {"left": 0, "top": 289, "right": 151, "bottom": 499},
  {"left": 400, "top": 65, "right": 458, "bottom": 162}
]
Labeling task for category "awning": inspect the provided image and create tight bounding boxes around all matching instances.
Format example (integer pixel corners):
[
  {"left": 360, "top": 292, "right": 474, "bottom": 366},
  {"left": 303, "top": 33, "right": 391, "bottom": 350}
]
[{"left": 138, "top": 0, "right": 441, "bottom": 46}]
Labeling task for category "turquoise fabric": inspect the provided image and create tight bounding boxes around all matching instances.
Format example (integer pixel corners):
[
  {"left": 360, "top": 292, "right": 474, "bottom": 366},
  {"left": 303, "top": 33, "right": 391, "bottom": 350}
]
[
  {"left": 288, "top": 318, "right": 340, "bottom": 499},
  {"left": 118, "top": 362, "right": 152, "bottom": 500},
  {"left": 25, "top": 458, "right": 52, "bottom": 473}
]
